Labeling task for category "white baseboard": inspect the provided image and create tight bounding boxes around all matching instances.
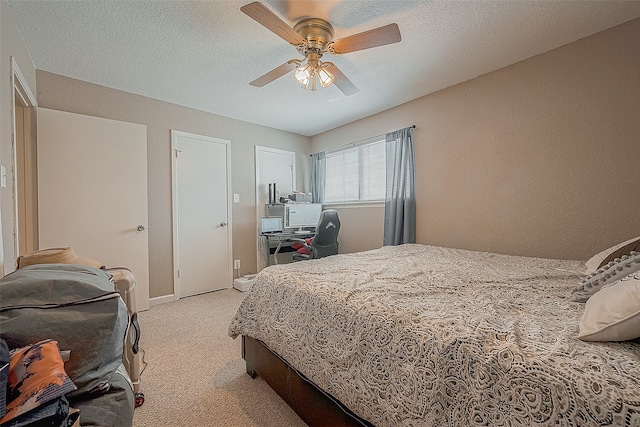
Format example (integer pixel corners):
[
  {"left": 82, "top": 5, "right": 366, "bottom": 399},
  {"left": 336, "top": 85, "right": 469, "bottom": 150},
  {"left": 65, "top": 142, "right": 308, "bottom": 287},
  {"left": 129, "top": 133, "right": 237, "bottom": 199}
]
[{"left": 149, "top": 294, "right": 176, "bottom": 307}]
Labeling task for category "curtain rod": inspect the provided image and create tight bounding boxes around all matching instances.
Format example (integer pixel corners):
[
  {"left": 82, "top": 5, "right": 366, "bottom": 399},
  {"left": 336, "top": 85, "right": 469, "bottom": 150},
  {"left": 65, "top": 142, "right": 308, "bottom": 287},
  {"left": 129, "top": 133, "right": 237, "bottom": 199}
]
[{"left": 310, "top": 125, "right": 415, "bottom": 157}]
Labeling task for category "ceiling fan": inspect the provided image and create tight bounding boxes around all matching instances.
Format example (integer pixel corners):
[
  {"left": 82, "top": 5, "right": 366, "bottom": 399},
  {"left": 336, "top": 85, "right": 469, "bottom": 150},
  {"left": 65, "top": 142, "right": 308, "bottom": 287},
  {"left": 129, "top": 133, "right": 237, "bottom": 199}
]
[{"left": 240, "top": 1, "right": 402, "bottom": 96}]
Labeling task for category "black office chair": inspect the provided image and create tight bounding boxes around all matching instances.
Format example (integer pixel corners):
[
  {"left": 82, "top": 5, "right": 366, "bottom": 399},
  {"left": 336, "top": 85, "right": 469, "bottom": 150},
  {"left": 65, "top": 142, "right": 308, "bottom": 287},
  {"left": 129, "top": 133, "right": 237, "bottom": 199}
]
[{"left": 292, "top": 209, "right": 340, "bottom": 261}]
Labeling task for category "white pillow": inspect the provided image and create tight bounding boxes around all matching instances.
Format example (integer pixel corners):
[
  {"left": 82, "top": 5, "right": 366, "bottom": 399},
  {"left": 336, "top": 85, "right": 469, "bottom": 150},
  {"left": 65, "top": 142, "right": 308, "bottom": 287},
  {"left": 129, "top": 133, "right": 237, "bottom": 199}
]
[
  {"left": 570, "top": 251, "right": 640, "bottom": 302},
  {"left": 578, "top": 272, "right": 640, "bottom": 341},
  {"left": 585, "top": 236, "right": 640, "bottom": 275}
]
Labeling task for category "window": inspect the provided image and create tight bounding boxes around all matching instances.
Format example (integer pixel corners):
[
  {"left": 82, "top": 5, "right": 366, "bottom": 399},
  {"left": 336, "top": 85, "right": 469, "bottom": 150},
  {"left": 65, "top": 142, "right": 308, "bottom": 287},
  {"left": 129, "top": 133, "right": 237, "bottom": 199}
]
[{"left": 324, "top": 139, "right": 386, "bottom": 203}]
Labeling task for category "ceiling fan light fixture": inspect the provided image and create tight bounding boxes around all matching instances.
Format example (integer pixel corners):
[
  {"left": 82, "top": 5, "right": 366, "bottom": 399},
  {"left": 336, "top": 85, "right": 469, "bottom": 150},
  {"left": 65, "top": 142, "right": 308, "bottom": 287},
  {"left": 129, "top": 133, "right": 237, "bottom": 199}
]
[
  {"left": 318, "top": 64, "right": 334, "bottom": 88},
  {"left": 242, "top": 2, "right": 400, "bottom": 96},
  {"left": 301, "top": 68, "right": 317, "bottom": 91},
  {"left": 294, "top": 61, "right": 312, "bottom": 84},
  {"left": 303, "top": 78, "right": 316, "bottom": 91},
  {"left": 294, "top": 55, "right": 333, "bottom": 91}
]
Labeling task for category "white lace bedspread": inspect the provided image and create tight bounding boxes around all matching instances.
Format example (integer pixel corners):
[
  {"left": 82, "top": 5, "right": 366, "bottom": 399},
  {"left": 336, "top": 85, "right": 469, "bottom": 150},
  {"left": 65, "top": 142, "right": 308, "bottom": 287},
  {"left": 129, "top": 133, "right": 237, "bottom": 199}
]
[{"left": 229, "top": 244, "right": 640, "bottom": 426}]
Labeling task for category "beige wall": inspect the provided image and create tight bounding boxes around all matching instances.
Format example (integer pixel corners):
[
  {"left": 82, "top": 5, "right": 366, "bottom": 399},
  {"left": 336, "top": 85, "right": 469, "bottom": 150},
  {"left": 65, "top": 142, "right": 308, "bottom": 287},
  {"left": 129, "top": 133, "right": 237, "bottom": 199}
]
[
  {"left": 329, "top": 204, "right": 384, "bottom": 254},
  {"left": 0, "top": 0, "right": 37, "bottom": 275},
  {"left": 5, "top": 4, "right": 640, "bottom": 297},
  {"left": 312, "top": 18, "right": 640, "bottom": 261},
  {"left": 36, "top": 72, "right": 310, "bottom": 298}
]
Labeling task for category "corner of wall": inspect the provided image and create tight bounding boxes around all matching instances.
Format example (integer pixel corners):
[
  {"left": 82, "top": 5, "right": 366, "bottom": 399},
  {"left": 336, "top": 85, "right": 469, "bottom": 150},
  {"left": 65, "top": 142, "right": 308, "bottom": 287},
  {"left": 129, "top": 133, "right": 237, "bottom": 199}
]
[{"left": 1, "top": 0, "right": 37, "bottom": 275}]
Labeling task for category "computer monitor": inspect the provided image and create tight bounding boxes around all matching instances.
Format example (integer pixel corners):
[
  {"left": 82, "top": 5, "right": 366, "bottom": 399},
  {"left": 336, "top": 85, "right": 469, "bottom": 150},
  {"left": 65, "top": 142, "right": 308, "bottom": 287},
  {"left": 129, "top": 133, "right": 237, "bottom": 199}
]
[
  {"left": 260, "top": 217, "right": 283, "bottom": 234},
  {"left": 284, "top": 203, "right": 322, "bottom": 234}
]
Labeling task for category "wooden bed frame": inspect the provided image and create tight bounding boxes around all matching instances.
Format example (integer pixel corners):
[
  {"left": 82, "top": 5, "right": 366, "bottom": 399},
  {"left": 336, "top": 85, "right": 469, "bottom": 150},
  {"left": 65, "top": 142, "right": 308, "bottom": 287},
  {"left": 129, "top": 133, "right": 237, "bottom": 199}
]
[{"left": 242, "top": 336, "right": 372, "bottom": 427}]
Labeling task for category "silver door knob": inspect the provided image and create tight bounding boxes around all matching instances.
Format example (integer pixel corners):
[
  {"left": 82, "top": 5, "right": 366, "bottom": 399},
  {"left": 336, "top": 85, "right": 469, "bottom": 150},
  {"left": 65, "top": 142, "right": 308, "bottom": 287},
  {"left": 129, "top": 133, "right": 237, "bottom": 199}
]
[
  {"left": 137, "top": 225, "right": 146, "bottom": 231},
  {"left": 220, "top": 222, "right": 227, "bottom": 227}
]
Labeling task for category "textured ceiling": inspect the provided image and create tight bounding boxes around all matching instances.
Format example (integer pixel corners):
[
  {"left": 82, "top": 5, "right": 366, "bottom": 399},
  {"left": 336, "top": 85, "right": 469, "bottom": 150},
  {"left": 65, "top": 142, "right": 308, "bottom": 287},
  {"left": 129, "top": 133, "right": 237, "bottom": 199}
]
[{"left": 8, "top": 0, "right": 640, "bottom": 136}]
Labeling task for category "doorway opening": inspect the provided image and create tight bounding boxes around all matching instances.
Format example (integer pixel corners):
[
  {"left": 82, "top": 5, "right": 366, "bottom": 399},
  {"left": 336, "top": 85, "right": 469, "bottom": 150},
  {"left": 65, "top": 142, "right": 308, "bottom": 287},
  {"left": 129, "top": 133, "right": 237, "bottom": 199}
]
[
  {"left": 254, "top": 146, "right": 296, "bottom": 271},
  {"left": 10, "top": 57, "right": 38, "bottom": 269}
]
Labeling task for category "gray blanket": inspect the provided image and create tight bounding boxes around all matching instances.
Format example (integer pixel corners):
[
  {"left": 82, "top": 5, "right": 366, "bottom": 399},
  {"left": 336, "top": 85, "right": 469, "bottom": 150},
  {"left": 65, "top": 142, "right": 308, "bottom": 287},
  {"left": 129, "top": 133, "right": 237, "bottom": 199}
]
[{"left": 229, "top": 244, "right": 640, "bottom": 426}]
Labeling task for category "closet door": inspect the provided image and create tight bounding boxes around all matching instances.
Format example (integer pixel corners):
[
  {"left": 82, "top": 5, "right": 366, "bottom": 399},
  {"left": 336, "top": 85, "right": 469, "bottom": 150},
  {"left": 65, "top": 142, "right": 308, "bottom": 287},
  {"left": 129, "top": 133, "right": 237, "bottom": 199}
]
[
  {"left": 172, "top": 130, "right": 232, "bottom": 298},
  {"left": 37, "top": 108, "right": 150, "bottom": 311}
]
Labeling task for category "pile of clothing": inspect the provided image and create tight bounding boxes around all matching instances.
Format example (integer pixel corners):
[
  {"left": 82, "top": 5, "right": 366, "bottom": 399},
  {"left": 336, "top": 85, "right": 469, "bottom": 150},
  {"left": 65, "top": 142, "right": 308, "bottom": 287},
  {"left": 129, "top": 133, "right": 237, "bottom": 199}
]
[{"left": 0, "top": 338, "right": 79, "bottom": 426}]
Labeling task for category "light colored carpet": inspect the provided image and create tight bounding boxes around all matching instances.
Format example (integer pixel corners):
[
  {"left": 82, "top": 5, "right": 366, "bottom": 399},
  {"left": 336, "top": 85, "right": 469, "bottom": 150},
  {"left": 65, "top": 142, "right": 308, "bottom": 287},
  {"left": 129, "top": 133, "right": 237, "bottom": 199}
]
[{"left": 132, "top": 288, "right": 307, "bottom": 427}]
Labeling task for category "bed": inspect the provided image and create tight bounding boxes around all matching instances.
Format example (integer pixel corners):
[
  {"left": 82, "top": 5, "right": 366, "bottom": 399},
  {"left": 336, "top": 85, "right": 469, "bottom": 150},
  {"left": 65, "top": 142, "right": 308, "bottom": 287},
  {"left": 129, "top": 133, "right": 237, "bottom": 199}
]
[{"left": 229, "top": 243, "right": 640, "bottom": 426}]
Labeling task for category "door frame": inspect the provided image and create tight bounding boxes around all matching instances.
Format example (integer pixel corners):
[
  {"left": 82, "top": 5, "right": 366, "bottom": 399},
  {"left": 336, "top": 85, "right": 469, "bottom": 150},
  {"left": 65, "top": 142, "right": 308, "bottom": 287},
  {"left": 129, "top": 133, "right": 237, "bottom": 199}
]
[
  {"left": 171, "top": 130, "right": 233, "bottom": 300},
  {"left": 9, "top": 57, "right": 38, "bottom": 272},
  {"left": 254, "top": 146, "right": 296, "bottom": 271}
]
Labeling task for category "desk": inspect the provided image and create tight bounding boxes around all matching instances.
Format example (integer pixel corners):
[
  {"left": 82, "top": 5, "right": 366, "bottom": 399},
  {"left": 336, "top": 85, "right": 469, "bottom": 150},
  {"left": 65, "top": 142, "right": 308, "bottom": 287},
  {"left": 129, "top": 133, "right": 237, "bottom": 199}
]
[{"left": 260, "top": 231, "right": 315, "bottom": 266}]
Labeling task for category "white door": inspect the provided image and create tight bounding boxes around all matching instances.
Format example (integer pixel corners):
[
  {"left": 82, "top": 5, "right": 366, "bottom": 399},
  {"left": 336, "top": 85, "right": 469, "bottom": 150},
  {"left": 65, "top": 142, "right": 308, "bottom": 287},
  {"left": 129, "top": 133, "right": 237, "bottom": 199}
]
[
  {"left": 37, "top": 108, "right": 150, "bottom": 311},
  {"left": 255, "top": 146, "right": 296, "bottom": 271},
  {"left": 172, "top": 130, "right": 232, "bottom": 298}
]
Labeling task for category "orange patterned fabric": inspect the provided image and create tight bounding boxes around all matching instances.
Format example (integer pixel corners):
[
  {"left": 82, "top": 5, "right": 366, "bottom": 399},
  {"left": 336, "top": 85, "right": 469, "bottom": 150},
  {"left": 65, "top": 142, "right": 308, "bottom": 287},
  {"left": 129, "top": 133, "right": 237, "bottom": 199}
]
[{"left": 0, "top": 339, "right": 76, "bottom": 424}]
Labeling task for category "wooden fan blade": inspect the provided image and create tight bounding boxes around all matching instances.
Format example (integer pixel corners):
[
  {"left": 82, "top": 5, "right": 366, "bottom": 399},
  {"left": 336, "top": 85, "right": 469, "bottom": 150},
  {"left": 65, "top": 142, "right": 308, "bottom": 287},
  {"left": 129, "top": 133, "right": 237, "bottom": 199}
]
[
  {"left": 331, "top": 23, "right": 401, "bottom": 54},
  {"left": 241, "top": 2, "right": 305, "bottom": 45},
  {"left": 249, "top": 61, "right": 298, "bottom": 87},
  {"left": 326, "top": 64, "right": 360, "bottom": 96}
]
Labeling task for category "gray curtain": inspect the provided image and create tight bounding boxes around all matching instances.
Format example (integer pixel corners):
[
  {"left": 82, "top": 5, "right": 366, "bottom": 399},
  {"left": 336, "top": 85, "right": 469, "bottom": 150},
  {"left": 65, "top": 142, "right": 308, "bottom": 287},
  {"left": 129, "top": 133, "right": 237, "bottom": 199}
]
[
  {"left": 310, "top": 151, "right": 326, "bottom": 204},
  {"left": 383, "top": 126, "right": 416, "bottom": 246}
]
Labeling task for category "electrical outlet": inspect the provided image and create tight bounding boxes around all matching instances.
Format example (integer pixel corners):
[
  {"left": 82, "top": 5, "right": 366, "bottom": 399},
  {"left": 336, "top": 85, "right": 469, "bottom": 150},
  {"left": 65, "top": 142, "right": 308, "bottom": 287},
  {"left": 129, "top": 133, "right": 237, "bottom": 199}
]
[{"left": 234, "top": 259, "right": 240, "bottom": 270}]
